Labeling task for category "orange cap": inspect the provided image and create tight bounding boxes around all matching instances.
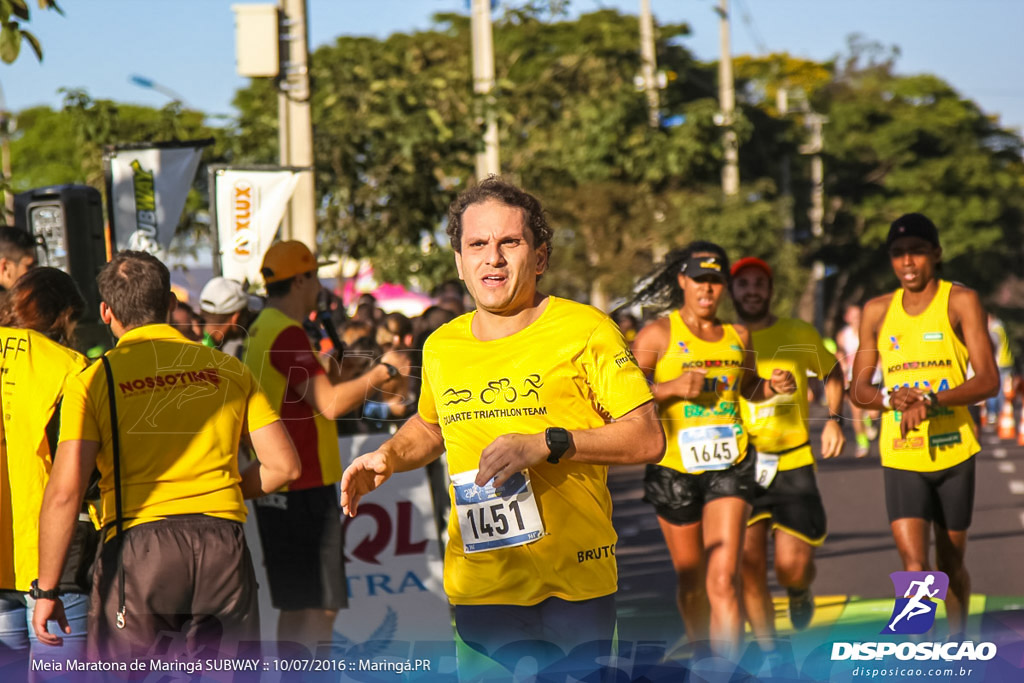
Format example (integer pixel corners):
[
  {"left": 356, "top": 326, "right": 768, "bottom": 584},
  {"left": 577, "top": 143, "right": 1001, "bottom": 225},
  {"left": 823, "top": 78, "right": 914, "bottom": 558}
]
[{"left": 261, "top": 241, "right": 324, "bottom": 283}]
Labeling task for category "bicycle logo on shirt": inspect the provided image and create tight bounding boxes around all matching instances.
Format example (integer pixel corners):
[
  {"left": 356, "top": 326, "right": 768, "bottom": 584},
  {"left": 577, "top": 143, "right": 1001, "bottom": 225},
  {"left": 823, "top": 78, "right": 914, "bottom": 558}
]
[{"left": 441, "top": 376, "right": 546, "bottom": 407}]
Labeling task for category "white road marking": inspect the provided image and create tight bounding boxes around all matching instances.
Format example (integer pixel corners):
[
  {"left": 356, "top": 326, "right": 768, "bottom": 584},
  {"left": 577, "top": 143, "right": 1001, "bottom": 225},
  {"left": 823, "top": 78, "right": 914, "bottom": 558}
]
[
  {"left": 998, "top": 462, "right": 1016, "bottom": 473},
  {"left": 1009, "top": 480, "right": 1024, "bottom": 495},
  {"left": 993, "top": 448, "right": 1008, "bottom": 459}
]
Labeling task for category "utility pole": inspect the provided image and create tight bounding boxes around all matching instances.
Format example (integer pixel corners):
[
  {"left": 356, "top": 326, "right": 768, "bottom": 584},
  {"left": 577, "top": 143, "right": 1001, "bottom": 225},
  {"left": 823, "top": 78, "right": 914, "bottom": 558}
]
[
  {"left": 717, "top": 0, "right": 739, "bottom": 196},
  {"left": 0, "top": 81, "right": 11, "bottom": 221},
  {"left": 777, "top": 88, "right": 794, "bottom": 243},
  {"left": 471, "top": 0, "right": 500, "bottom": 178},
  {"left": 799, "top": 111, "right": 828, "bottom": 330},
  {"left": 639, "top": 0, "right": 660, "bottom": 128},
  {"left": 278, "top": 0, "right": 315, "bottom": 248}
]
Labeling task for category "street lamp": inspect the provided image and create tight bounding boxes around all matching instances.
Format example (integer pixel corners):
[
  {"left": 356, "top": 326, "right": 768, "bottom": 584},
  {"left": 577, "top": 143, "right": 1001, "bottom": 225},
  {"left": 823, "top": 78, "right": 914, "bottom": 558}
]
[{"left": 128, "top": 74, "right": 188, "bottom": 106}]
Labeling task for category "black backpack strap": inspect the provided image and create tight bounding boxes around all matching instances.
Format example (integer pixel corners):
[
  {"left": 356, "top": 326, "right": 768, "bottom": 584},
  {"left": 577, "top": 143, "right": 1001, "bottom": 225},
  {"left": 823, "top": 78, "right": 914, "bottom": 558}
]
[{"left": 99, "top": 355, "right": 127, "bottom": 630}]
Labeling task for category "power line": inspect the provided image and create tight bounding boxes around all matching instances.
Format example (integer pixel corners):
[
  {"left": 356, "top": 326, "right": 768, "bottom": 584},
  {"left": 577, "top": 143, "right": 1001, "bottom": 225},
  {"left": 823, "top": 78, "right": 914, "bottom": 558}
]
[{"left": 734, "top": 0, "right": 767, "bottom": 54}]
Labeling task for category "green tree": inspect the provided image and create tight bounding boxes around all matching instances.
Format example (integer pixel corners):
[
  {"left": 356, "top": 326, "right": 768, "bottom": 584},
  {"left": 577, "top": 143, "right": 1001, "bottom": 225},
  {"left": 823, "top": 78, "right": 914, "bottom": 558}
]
[
  {"left": 815, "top": 38, "right": 1024, "bottom": 331},
  {"left": 11, "top": 90, "right": 227, "bottom": 258},
  {"left": 229, "top": 7, "right": 794, "bottom": 303},
  {"left": 0, "top": 0, "right": 61, "bottom": 63}
]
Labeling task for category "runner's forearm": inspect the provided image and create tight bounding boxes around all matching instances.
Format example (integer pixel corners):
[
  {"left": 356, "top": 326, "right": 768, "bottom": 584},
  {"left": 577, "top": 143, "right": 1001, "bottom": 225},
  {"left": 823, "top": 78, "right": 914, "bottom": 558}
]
[
  {"left": 379, "top": 414, "right": 446, "bottom": 473},
  {"left": 566, "top": 401, "right": 664, "bottom": 466}
]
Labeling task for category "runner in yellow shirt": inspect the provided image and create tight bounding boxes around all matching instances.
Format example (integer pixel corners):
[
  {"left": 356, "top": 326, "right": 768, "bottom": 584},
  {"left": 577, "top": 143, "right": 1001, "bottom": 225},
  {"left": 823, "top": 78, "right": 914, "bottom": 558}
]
[
  {"left": 341, "top": 178, "right": 664, "bottom": 678},
  {"left": 850, "top": 213, "right": 998, "bottom": 638},
  {"left": 0, "top": 269, "right": 90, "bottom": 671},
  {"left": 728, "top": 256, "right": 845, "bottom": 648},
  {"left": 33, "top": 251, "right": 301, "bottom": 661},
  {"left": 630, "top": 242, "right": 796, "bottom": 659}
]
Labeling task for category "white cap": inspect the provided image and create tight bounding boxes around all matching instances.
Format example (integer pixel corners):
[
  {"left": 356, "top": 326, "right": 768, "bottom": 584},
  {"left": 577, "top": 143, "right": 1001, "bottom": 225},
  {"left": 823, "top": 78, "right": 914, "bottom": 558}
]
[{"left": 199, "top": 277, "right": 248, "bottom": 315}]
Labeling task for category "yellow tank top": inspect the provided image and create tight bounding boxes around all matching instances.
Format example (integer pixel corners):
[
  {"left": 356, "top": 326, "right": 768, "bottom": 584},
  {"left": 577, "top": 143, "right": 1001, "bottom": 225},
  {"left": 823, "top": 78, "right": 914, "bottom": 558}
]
[
  {"left": 654, "top": 311, "right": 748, "bottom": 474},
  {"left": 990, "top": 319, "right": 1014, "bottom": 369},
  {"left": 878, "top": 280, "right": 979, "bottom": 471}
]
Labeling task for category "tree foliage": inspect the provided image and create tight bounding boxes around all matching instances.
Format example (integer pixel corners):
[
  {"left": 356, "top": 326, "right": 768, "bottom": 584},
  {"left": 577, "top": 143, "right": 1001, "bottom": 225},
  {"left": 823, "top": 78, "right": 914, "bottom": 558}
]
[
  {"left": 10, "top": 90, "right": 227, "bottom": 257},
  {"left": 9, "top": 9, "right": 1023, "bottom": 340},
  {"left": 0, "top": 0, "right": 61, "bottom": 63}
]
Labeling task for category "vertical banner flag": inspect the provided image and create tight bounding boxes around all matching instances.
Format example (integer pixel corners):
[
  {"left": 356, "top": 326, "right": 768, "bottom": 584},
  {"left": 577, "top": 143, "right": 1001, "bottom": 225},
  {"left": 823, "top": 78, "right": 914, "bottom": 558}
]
[
  {"left": 213, "top": 167, "right": 299, "bottom": 283},
  {"left": 105, "top": 139, "right": 211, "bottom": 256}
]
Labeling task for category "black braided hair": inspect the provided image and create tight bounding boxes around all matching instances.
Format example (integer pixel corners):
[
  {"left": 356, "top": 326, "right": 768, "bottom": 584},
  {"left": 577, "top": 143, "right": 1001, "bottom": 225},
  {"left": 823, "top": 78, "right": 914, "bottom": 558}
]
[{"left": 625, "top": 240, "right": 729, "bottom": 314}]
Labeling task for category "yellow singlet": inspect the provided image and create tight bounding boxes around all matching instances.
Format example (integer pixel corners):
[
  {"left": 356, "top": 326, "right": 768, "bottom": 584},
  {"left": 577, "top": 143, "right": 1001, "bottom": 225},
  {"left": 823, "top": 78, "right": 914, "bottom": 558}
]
[
  {"left": 654, "top": 311, "right": 748, "bottom": 474},
  {"left": 740, "top": 318, "right": 837, "bottom": 471},
  {"left": 878, "top": 280, "right": 979, "bottom": 472}
]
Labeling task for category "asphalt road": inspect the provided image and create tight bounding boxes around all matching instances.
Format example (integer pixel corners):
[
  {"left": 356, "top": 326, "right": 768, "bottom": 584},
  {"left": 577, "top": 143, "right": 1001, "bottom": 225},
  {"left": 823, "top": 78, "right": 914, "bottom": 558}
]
[{"left": 610, "top": 405, "right": 1024, "bottom": 646}]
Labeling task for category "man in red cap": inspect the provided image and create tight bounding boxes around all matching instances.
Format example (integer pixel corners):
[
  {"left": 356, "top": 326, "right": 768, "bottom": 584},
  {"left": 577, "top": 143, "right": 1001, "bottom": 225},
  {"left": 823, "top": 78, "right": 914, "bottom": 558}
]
[
  {"left": 729, "top": 256, "right": 846, "bottom": 650},
  {"left": 243, "top": 240, "right": 408, "bottom": 648}
]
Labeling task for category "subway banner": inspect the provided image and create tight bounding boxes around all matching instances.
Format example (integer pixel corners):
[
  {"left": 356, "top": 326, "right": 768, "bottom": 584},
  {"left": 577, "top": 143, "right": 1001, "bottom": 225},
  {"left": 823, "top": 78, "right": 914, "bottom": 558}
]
[
  {"left": 104, "top": 139, "right": 211, "bottom": 256},
  {"left": 243, "top": 433, "right": 454, "bottom": 661},
  {"left": 212, "top": 166, "right": 299, "bottom": 284}
]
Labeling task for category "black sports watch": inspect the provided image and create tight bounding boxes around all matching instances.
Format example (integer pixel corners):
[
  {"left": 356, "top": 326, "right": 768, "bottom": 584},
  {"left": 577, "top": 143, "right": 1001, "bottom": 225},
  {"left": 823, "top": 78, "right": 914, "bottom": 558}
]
[
  {"left": 29, "top": 579, "right": 60, "bottom": 600},
  {"left": 828, "top": 414, "right": 843, "bottom": 424},
  {"left": 545, "top": 427, "right": 572, "bottom": 464},
  {"left": 379, "top": 362, "right": 399, "bottom": 379}
]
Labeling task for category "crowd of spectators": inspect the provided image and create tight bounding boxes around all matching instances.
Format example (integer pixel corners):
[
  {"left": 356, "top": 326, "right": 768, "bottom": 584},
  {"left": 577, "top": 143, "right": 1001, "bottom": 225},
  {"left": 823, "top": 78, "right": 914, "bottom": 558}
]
[{"left": 0, "top": 221, "right": 471, "bottom": 670}]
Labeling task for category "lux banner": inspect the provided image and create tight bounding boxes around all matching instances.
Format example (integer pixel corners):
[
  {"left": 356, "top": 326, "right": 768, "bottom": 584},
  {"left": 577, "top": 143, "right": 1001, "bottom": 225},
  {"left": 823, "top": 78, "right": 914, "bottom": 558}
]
[
  {"left": 105, "top": 139, "right": 211, "bottom": 256},
  {"left": 212, "top": 166, "right": 299, "bottom": 284}
]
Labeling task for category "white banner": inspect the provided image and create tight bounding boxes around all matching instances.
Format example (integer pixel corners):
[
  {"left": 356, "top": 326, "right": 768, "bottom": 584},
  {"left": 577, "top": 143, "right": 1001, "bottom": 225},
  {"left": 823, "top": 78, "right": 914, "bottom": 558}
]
[
  {"left": 108, "top": 143, "right": 207, "bottom": 256},
  {"left": 244, "top": 433, "right": 454, "bottom": 661},
  {"left": 214, "top": 168, "right": 299, "bottom": 283}
]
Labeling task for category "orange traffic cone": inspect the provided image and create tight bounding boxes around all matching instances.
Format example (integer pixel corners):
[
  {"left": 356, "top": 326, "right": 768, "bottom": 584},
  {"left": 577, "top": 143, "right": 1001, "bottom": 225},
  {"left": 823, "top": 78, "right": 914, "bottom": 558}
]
[
  {"left": 1004, "top": 374, "right": 1016, "bottom": 402},
  {"left": 998, "top": 400, "right": 1016, "bottom": 440},
  {"left": 979, "top": 403, "right": 988, "bottom": 427},
  {"left": 1017, "top": 402, "right": 1024, "bottom": 446}
]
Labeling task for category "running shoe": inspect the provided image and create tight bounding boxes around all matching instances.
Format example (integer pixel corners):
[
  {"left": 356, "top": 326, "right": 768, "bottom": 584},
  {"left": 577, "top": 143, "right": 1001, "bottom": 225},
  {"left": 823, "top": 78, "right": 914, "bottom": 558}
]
[
  {"left": 855, "top": 433, "right": 870, "bottom": 458},
  {"left": 864, "top": 416, "right": 879, "bottom": 441},
  {"left": 788, "top": 588, "right": 815, "bottom": 631}
]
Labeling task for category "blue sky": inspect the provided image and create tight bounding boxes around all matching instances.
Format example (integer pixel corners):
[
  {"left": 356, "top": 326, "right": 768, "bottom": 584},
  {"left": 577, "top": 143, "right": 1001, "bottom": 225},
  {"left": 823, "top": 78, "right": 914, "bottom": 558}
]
[{"left": 2, "top": 0, "right": 1023, "bottom": 132}]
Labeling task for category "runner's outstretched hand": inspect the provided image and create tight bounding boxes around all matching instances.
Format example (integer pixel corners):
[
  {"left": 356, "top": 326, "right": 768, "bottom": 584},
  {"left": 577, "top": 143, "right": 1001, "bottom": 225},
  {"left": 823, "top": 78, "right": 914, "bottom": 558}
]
[{"left": 340, "top": 450, "right": 394, "bottom": 516}]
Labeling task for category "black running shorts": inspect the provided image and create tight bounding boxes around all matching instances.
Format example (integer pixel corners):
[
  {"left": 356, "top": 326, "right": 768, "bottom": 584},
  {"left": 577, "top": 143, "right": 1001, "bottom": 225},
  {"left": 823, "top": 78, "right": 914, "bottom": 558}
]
[
  {"left": 748, "top": 464, "right": 828, "bottom": 545},
  {"left": 643, "top": 448, "right": 756, "bottom": 525},
  {"left": 883, "top": 457, "right": 976, "bottom": 531},
  {"left": 254, "top": 484, "right": 348, "bottom": 611}
]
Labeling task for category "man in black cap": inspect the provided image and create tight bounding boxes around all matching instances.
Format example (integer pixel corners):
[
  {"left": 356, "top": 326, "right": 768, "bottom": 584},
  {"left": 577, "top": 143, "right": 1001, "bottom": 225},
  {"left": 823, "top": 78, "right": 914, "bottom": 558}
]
[{"left": 849, "top": 213, "right": 998, "bottom": 638}]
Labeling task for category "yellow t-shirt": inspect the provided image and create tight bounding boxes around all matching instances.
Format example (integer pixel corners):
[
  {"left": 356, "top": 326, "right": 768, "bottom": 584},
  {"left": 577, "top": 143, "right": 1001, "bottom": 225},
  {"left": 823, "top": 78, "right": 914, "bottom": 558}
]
[
  {"left": 654, "top": 312, "right": 749, "bottom": 474},
  {"left": 419, "top": 297, "right": 653, "bottom": 606},
  {"left": 878, "top": 281, "right": 980, "bottom": 472},
  {"left": 740, "top": 318, "right": 838, "bottom": 470},
  {"left": 0, "top": 329, "right": 87, "bottom": 591},
  {"left": 59, "top": 324, "right": 279, "bottom": 534}
]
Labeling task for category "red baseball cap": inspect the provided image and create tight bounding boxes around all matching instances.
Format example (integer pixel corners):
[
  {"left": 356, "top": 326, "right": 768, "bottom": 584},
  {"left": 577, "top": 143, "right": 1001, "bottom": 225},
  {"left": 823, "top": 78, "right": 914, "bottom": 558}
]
[{"left": 730, "top": 256, "right": 773, "bottom": 280}]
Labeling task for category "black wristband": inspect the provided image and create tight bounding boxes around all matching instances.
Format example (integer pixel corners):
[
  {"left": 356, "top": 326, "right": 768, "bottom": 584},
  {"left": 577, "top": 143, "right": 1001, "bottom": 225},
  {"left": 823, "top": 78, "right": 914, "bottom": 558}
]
[
  {"left": 766, "top": 380, "right": 778, "bottom": 395},
  {"left": 828, "top": 414, "right": 843, "bottom": 423},
  {"left": 29, "top": 579, "right": 61, "bottom": 600}
]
